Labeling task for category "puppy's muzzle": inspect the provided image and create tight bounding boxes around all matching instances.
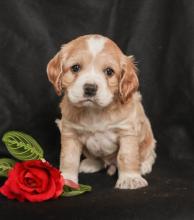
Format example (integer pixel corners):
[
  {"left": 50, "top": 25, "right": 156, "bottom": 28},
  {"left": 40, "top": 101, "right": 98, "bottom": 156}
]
[{"left": 83, "top": 83, "right": 98, "bottom": 97}]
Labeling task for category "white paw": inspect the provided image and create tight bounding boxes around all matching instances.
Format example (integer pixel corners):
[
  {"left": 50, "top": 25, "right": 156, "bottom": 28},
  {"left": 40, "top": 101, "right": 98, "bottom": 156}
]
[
  {"left": 79, "top": 158, "right": 104, "bottom": 173},
  {"left": 115, "top": 173, "right": 148, "bottom": 189}
]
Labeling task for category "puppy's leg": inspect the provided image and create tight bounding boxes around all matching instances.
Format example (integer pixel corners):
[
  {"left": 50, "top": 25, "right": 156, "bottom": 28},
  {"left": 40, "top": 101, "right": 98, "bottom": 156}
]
[
  {"left": 79, "top": 158, "right": 104, "bottom": 173},
  {"left": 60, "top": 133, "right": 82, "bottom": 183},
  {"left": 115, "top": 136, "right": 148, "bottom": 189}
]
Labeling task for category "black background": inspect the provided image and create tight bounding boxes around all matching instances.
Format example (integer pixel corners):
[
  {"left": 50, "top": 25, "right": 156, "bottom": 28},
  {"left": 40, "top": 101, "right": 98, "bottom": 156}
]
[{"left": 0, "top": 0, "right": 194, "bottom": 219}]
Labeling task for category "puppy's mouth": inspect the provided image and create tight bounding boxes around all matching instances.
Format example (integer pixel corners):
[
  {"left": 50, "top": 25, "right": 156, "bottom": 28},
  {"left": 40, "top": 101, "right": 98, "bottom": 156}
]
[
  {"left": 78, "top": 98, "right": 98, "bottom": 107},
  {"left": 80, "top": 99, "right": 95, "bottom": 104},
  {"left": 82, "top": 99, "right": 94, "bottom": 103}
]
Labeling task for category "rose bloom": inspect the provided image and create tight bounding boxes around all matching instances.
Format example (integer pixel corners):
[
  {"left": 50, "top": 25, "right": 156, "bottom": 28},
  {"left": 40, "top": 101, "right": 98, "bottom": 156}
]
[{"left": 0, "top": 160, "right": 66, "bottom": 202}]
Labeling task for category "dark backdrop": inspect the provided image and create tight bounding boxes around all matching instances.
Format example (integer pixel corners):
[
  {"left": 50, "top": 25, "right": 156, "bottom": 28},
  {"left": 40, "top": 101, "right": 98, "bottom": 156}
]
[{"left": 0, "top": 0, "right": 194, "bottom": 219}]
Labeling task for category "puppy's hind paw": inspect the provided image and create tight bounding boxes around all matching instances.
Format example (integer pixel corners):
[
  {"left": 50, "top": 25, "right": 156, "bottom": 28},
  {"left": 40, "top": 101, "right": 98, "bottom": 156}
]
[
  {"left": 79, "top": 158, "right": 104, "bottom": 173},
  {"left": 107, "top": 165, "right": 117, "bottom": 176},
  {"left": 141, "top": 150, "right": 156, "bottom": 175}
]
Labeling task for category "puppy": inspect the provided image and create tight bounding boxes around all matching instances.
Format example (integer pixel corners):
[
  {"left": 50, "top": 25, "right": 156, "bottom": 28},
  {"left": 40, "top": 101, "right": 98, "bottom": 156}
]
[{"left": 47, "top": 34, "right": 156, "bottom": 189}]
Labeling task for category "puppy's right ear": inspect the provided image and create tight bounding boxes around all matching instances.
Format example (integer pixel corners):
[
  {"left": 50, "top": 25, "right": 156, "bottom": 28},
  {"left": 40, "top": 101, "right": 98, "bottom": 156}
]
[{"left": 47, "top": 52, "right": 63, "bottom": 96}]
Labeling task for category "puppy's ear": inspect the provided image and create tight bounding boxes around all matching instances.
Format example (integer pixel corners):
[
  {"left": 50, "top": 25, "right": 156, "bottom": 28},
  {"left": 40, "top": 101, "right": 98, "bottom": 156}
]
[
  {"left": 47, "top": 52, "right": 63, "bottom": 96},
  {"left": 119, "top": 56, "right": 139, "bottom": 104}
]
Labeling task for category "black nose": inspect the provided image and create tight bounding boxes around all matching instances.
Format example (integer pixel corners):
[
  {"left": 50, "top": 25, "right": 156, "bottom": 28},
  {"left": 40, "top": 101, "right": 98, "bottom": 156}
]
[{"left": 83, "top": 83, "right": 98, "bottom": 97}]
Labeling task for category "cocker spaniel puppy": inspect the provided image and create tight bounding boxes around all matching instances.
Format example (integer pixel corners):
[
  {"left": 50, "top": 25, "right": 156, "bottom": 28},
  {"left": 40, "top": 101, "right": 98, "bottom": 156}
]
[{"left": 47, "top": 35, "right": 156, "bottom": 189}]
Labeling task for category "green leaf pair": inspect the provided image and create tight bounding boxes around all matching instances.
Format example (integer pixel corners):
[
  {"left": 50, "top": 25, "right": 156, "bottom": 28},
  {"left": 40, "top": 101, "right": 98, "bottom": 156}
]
[{"left": 2, "top": 131, "right": 44, "bottom": 161}]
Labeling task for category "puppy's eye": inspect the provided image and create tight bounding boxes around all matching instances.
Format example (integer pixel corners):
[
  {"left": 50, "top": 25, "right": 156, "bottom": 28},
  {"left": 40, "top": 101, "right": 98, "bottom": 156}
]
[
  {"left": 104, "top": 67, "right": 114, "bottom": 77},
  {"left": 71, "top": 64, "right": 81, "bottom": 73}
]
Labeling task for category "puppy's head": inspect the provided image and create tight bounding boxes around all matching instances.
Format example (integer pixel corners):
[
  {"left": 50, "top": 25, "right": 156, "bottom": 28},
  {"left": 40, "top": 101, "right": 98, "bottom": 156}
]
[{"left": 47, "top": 35, "right": 139, "bottom": 108}]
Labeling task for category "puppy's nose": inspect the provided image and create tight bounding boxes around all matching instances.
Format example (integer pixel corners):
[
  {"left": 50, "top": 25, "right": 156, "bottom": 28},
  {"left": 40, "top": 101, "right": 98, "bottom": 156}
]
[{"left": 83, "top": 83, "right": 98, "bottom": 97}]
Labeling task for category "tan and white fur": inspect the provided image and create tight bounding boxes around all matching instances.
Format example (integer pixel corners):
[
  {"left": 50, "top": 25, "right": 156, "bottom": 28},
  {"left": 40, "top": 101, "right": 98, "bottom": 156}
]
[{"left": 47, "top": 34, "right": 156, "bottom": 189}]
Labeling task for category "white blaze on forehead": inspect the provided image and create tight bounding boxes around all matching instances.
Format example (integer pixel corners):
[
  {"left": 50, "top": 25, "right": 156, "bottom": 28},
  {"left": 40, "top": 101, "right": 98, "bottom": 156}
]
[{"left": 87, "top": 37, "right": 106, "bottom": 57}]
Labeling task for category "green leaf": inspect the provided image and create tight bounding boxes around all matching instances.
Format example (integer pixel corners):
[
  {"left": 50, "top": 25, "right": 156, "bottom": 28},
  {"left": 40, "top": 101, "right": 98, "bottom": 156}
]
[
  {"left": 2, "top": 131, "right": 44, "bottom": 161},
  {"left": 61, "top": 184, "right": 92, "bottom": 197},
  {"left": 0, "top": 158, "right": 16, "bottom": 177}
]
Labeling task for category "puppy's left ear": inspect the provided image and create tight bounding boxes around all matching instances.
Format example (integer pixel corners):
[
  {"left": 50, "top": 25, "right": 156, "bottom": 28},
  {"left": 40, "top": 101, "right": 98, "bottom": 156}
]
[
  {"left": 47, "top": 52, "right": 63, "bottom": 96},
  {"left": 119, "top": 56, "right": 139, "bottom": 103}
]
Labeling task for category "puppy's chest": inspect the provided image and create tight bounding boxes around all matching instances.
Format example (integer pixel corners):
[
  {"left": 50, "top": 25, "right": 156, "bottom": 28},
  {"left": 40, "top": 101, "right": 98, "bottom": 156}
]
[
  {"left": 80, "top": 129, "right": 118, "bottom": 157},
  {"left": 76, "top": 118, "right": 119, "bottom": 157}
]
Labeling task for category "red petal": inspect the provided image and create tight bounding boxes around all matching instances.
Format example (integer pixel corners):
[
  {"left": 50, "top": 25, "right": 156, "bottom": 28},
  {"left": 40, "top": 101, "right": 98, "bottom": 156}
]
[
  {"left": 54, "top": 175, "right": 65, "bottom": 198},
  {"left": 0, "top": 178, "right": 25, "bottom": 202},
  {"left": 23, "top": 178, "right": 56, "bottom": 202},
  {"left": 26, "top": 167, "right": 49, "bottom": 189}
]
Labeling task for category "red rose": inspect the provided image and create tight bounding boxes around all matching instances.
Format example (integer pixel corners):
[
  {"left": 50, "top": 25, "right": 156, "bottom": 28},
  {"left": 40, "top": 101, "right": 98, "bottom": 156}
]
[{"left": 0, "top": 160, "right": 65, "bottom": 202}]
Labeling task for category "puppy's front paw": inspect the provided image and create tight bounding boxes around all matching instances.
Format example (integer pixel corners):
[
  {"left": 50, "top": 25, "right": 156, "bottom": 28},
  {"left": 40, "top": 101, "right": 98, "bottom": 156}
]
[
  {"left": 115, "top": 173, "right": 148, "bottom": 189},
  {"left": 79, "top": 158, "right": 104, "bottom": 173}
]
